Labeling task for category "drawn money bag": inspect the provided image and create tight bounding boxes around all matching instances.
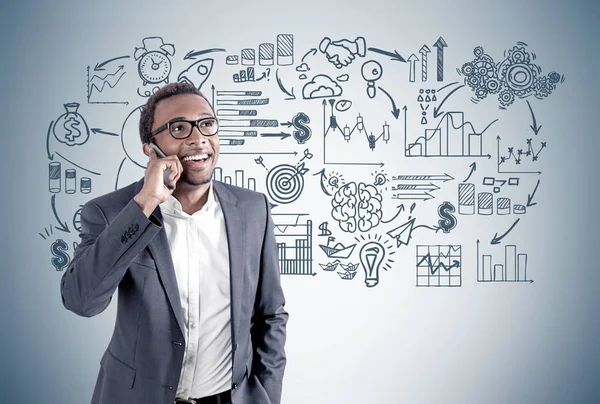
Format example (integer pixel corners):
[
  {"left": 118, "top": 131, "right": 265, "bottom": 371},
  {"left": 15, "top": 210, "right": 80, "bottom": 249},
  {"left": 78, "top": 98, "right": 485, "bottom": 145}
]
[{"left": 53, "top": 102, "right": 90, "bottom": 146}]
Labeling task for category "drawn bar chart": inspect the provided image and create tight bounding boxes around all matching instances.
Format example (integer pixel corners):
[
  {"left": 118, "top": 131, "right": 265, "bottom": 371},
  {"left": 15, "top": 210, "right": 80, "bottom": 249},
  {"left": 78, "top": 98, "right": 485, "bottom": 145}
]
[
  {"left": 458, "top": 183, "right": 527, "bottom": 215},
  {"left": 406, "top": 112, "right": 486, "bottom": 157},
  {"left": 273, "top": 215, "right": 314, "bottom": 276},
  {"left": 213, "top": 167, "right": 256, "bottom": 191},
  {"left": 477, "top": 242, "right": 532, "bottom": 283}
]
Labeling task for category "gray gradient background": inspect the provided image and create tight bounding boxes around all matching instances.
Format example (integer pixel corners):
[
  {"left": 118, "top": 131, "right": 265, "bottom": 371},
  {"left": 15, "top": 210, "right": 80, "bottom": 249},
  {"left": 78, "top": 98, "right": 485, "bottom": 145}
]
[{"left": 1, "top": 0, "right": 599, "bottom": 403}]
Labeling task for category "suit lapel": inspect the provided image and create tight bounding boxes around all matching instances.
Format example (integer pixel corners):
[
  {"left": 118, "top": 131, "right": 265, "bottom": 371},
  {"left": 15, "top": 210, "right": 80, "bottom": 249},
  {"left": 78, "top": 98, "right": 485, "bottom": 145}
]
[
  {"left": 133, "top": 179, "right": 186, "bottom": 336},
  {"left": 147, "top": 210, "right": 186, "bottom": 336},
  {"left": 213, "top": 182, "right": 244, "bottom": 340}
]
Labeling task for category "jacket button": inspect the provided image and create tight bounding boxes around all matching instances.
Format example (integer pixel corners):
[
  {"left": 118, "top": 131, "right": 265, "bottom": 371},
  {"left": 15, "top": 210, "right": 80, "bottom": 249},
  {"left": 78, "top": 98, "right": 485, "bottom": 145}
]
[
  {"left": 232, "top": 382, "right": 238, "bottom": 389},
  {"left": 234, "top": 343, "right": 238, "bottom": 351},
  {"left": 162, "top": 384, "right": 173, "bottom": 390},
  {"left": 172, "top": 341, "right": 183, "bottom": 346}
]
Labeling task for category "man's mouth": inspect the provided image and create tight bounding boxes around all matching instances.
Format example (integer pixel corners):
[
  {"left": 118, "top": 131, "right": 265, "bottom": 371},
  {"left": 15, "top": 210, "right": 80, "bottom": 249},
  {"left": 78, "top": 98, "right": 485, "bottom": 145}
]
[{"left": 182, "top": 153, "right": 209, "bottom": 162}]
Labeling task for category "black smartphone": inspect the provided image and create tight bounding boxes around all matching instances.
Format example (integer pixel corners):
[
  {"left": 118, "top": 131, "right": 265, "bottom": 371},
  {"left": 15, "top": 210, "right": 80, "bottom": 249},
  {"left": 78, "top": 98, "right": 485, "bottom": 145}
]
[{"left": 148, "top": 141, "right": 175, "bottom": 190}]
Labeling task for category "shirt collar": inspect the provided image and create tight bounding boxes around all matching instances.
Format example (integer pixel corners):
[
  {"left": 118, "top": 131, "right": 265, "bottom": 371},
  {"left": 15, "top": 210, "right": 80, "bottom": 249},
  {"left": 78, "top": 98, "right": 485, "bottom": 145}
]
[{"left": 159, "top": 180, "right": 217, "bottom": 216}]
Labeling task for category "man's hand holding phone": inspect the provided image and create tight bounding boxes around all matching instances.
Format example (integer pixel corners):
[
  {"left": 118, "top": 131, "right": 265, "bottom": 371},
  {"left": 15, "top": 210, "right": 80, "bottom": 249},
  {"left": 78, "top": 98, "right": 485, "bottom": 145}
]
[{"left": 133, "top": 142, "right": 183, "bottom": 217}]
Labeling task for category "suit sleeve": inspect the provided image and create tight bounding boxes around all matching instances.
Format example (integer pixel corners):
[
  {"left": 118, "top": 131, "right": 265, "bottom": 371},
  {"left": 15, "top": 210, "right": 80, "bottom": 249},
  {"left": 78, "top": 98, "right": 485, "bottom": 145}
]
[
  {"left": 251, "top": 194, "right": 289, "bottom": 404},
  {"left": 60, "top": 198, "right": 162, "bottom": 317}
]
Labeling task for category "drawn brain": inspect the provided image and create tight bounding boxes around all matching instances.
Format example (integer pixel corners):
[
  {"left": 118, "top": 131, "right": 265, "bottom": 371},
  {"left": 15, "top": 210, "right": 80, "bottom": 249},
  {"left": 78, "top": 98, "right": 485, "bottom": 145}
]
[{"left": 331, "top": 182, "right": 383, "bottom": 233}]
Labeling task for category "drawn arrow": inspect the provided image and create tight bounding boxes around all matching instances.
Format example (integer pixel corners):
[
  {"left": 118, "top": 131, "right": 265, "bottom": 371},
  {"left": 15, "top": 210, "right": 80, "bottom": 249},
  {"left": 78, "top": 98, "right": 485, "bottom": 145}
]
[
  {"left": 46, "top": 120, "right": 54, "bottom": 160},
  {"left": 433, "top": 84, "right": 465, "bottom": 118},
  {"left": 382, "top": 204, "right": 405, "bottom": 224},
  {"left": 281, "top": 121, "right": 293, "bottom": 128},
  {"left": 260, "top": 132, "right": 291, "bottom": 140},
  {"left": 463, "top": 162, "right": 476, "bottom": 182},
  {"left": 433, "top": 37, "right": 448, "bottom": 82},
  {"left": 403, "top": 105, "right": 408, "bottom": 153},
  {"left": 392, "top": 183, "right": 440, "bottom": 191},
  {"left": 377, "top": 86, "right": 401, "bottom": 119},
  {"left": 211, "top": 84, "right": 215, "bottom": 107},
  {"left": 425, "top": 258, "right": 460, "bottom": 275},
  {"left": 51, "top": 195, "right": 69, "bottom": 233},
  {"left": 392, "top": 173, "right": 454, "bottom": 182},
  {"left": 392, "top": 192, "right": 435, "bottom": 201},
  {"left": 407, "top": 54, "right": 418, "bottom": 83},
  {"left": 94, "top": 55, "right": 130, "bottom": 71},
  {"left": 221, "top": 151, "right": 298, "bottom": 156},
  {"left": 419, "top": 45, "right": 430, "bottom": 82},
  {"left": 367, "top": 47, "right": 406, "bottom": 62},
  {"left": 184, "top": 48, "right": 226, "bottom": 60},
  {"left": 476, "top": 239, "right": 481, "bottom": 280},
  {"left": 491, "top": 218, "right": 520, "bottom": 245},
  {"left": 301, "top": 48, "right": 317, "bottom": 63},
  {"left": 526, "top": 100, "right": 542, "bottom": 135},
  {"left": 526, "top": 179, "right": 540, "bottom": 207},
  {"left": 276, "top": 68, "right": 295, "bottom": 99},
  {"left": 314, "top": 169, "right": 333, "bottom": 196},
  {"left": 91, "top": 128, "right": 119, "bottom": 137}
]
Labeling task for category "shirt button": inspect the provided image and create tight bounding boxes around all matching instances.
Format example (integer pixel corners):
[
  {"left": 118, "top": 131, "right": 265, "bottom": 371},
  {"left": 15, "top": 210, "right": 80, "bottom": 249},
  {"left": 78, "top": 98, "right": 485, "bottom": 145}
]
[{"left": 232, "top": 382, "right": 239, "bottom": 389}]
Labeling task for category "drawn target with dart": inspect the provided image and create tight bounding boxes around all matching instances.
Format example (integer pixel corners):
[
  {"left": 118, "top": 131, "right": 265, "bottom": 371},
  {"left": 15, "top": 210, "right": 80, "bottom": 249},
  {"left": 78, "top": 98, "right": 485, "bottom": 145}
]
[{"left": 257, "top": 148, "right": 313, "bottom": 204}]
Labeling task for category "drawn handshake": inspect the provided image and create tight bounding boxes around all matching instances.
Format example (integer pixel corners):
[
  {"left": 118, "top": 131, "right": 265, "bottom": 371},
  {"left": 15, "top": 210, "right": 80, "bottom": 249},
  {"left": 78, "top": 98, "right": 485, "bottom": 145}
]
[{"left": 319, "top": 36, "right": 367, "bottom": 69}]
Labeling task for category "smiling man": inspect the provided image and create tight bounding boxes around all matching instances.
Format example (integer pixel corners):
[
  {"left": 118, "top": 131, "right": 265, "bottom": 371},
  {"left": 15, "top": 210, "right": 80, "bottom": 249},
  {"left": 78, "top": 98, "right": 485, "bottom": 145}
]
[{"left": 61, "top": 82, "right": 288, "bottom": 404}]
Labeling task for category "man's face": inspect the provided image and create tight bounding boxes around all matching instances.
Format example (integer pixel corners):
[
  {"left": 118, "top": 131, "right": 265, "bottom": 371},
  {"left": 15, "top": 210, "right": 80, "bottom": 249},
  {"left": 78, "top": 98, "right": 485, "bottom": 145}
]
[{"left": 147, "top": 93, "right": 219, "bottom": 187}]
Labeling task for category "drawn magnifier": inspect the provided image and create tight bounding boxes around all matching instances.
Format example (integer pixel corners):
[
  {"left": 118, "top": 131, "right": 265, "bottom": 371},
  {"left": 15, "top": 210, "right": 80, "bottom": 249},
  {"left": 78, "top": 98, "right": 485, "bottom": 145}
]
[{"left": 361, "top": 60, "right": 383, "bottom": 99}]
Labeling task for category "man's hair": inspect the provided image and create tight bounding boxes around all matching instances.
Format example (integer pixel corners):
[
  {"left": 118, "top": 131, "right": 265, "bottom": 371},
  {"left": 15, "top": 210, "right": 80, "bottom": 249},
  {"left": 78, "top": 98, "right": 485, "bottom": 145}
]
[{"left": 138, "top": 82, "right": 212, "bottom": 144}]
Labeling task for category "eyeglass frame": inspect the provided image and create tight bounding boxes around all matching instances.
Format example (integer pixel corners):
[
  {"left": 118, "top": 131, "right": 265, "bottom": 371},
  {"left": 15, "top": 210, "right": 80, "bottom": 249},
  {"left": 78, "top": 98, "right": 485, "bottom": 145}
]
[{"left": 149, "top": 116, "right": 219, "bottom": 139}]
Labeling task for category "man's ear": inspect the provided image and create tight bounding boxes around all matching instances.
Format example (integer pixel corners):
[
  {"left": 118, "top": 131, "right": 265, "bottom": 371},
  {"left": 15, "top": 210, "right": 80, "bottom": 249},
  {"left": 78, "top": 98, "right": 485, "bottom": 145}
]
[{"left": 142, "top": 143, "right": 150, "bottom": 157}]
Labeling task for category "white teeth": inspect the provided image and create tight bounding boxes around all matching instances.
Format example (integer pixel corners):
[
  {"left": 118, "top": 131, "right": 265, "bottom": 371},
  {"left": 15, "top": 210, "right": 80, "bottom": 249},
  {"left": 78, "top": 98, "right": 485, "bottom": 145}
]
[{"left": 183, "top": 154, "right": 208, "bottom": 161}]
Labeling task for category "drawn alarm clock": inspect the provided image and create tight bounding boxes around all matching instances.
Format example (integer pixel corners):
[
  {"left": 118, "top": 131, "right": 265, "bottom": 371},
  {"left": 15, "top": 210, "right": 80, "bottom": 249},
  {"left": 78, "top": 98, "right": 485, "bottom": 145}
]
[{"left": 134, "top": 37, "right": 176, "bottom": 86}]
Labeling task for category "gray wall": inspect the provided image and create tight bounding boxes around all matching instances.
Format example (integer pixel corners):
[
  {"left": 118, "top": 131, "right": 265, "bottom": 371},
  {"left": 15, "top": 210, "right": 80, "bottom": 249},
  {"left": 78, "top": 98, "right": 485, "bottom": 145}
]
[{"left": 0, "top": 0, "right": 598, "bottom": 403}]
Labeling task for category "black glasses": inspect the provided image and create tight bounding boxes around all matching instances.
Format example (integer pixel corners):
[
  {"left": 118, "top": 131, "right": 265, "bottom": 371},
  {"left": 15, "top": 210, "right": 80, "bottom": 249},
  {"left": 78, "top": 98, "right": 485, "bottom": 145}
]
[{"left": 150, "top": 117, "right": 219, "bottom": 139}]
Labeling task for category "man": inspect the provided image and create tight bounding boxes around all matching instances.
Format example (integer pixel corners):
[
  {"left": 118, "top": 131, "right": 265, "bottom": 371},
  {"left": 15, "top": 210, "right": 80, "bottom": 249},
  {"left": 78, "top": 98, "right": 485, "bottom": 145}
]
[{"left": 61, "top": 82, "right": 288, "bottom": 404}]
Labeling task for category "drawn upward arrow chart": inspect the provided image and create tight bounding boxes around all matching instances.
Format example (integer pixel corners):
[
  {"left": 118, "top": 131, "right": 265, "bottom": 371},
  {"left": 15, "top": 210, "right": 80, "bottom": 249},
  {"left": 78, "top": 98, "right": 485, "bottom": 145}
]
[
  {"left": 420, "top": 45, "right": 431, "bottom": 82},
  {"left": 407, "top": 54, "right": 418, "bottom": 83},
  {"left": 433, "top": 37, "right": 448, "bottom": 82}
]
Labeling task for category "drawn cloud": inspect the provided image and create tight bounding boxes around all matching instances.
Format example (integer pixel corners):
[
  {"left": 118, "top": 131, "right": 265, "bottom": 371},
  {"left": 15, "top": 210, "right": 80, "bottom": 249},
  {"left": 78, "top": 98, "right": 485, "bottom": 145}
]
[{"left": 302, "top": 74, "right": 343, "bottom": 99}]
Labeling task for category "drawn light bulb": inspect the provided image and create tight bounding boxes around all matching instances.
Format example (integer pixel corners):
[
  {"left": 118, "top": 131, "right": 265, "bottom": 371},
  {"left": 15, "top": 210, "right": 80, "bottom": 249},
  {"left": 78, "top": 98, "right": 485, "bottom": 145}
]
[{"left": 359, "top": 241, "right": 385, "bottom": 287}]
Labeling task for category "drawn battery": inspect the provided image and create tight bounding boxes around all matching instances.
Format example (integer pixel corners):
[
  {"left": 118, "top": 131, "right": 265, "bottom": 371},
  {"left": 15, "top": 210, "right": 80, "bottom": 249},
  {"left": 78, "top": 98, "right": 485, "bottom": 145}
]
[
  {"left": 259, "top": 43, "right": 274, "bottom": 65},
  {"left": 80, "top": 177, "right": 91, "bottom": 194},
  {"left": 65, "top": 169, "right": 76, "bottom": 194},
  {"left": 458, "top": 183, "right": 475, "bottom": 215},
  {"left": 241, "top": 48, "right": 255, "bottom": 65},
  {"left": 497, "top": 197, "right": 510, "bottom": 215},
  {"left": 478, "top": 192, "right": 493, "bottom": 215},
  {"left": 277, "top": 34, "right": 293, "bottom": 65},
  {"left": 49, "top": 162, "right": 61, "bottom": 193}
]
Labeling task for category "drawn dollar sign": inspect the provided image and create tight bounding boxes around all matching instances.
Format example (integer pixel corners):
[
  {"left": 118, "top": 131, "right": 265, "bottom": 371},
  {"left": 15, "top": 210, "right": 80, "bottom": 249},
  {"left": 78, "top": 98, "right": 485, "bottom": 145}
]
[
  {"left": 292, "top": 112, "right": 311, "bottom": 144},
  {"left": 63, "top": 117, "right": 82, "bottom": 144},
  {"left": 437, "top": 201, "right": 457, "bottom": 233},
  {"left": 51, "top": 239, "right": 70, "bottom": 271}
]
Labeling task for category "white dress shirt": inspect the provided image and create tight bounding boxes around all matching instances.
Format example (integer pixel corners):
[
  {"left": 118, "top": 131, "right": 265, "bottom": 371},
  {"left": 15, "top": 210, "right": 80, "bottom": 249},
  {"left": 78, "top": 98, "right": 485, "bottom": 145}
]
[{"left": 159, "top": 183, "right": 232, "bottom": 399}]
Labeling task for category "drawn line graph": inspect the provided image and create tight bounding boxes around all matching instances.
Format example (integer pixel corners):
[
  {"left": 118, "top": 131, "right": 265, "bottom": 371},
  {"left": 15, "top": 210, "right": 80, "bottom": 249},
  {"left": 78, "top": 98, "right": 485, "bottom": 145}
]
[
  {"left": 416, "top": 244, "right": 462, "bottom": 287},
  {"left": 86, "top": 65, "right": 128, "bottom": 105}
]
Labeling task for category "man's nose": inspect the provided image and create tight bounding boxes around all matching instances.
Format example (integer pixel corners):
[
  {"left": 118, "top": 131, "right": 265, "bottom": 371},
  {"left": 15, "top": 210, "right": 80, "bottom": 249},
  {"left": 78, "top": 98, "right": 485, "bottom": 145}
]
[{"left": 186, "top": 126, "right": 208, "bottom": 144}]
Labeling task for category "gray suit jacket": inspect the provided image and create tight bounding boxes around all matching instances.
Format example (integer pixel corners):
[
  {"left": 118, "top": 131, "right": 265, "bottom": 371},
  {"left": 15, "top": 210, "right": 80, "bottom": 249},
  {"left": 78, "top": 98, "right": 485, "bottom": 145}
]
[{"left": 61, "top": 179, "right": 288, "bottom": 404}]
